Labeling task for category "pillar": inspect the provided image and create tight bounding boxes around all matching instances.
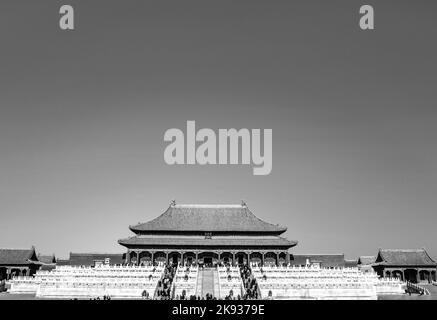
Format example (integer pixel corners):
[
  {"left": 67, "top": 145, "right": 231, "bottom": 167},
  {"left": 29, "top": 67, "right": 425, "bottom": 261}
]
[
  {"left": 195, "top": 252, "right": 199, "bottom": 264},
  {"left": 276, "top": 252, "right": 280, "bottom": 266},
  {"left": 151, "top": 251, "right": 155, "bottom": 265},
  {"left": 137, "top": 251, "right": 141, "bottom": 265},
  {"left": 165, "top": 251, "right": 169, "bottom": 265},
  {"left": 232, "top": 252, "right": 236, "bottom": 265},
  {"left": 126, "top": 250, "right": 130, "bottom": 264},
  {"left": 261, "top": 252, "right": 265, "bottom": 266}
]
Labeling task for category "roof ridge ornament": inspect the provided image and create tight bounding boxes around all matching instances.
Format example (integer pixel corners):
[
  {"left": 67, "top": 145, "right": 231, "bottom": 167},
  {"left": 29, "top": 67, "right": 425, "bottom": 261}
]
[
  {"left": 171, "top": 199, "right": 176, "bottom": 207},
  {"left": 241, "top": 200, "right": 247, "bottom": 207}
]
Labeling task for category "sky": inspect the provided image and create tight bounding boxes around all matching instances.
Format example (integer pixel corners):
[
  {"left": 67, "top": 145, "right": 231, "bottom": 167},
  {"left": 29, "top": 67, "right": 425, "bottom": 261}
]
[{"left": 0, "top": 1, "right": 436, "bottom": 260}]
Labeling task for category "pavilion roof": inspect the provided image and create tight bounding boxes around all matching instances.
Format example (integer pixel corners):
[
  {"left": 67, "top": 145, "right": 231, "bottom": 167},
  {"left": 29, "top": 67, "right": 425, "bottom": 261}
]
[
  {"left": 118, "top": 235, "right": 296, "bottom": 248},
  {"left": 357, "top": 256, "right": 376, "bottom": 265},
  {"left": 0, "top": 247, "right": 39, "bottom": 265},
  {"left": 345, "top": 259, "right": 358, "bottom": 268},
  {"left": 37, "top": 254, "right": 56, "bottom": 264},
  {"left": 374, "top": 249, "right": 437, "bottom": 267},
  {"left": 130, "top": 203, "right": 287, "bottom": 234}
]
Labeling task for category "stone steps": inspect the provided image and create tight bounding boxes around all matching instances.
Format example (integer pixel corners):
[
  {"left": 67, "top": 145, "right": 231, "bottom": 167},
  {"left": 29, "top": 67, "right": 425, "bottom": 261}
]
[
  {"left": 213, "top": 269, "right": 220, "bottom": 298},
  {"left": 195, "top": 270, "right": 203, "bottom": 297},
  {"left": 201, "top": 269, "right": 214, "bottom": 297}
]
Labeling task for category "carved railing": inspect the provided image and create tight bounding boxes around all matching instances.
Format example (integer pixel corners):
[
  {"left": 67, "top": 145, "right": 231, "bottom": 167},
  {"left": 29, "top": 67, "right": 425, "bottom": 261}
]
[{"left": 406, "top": 281, "right": 429, "bottom": 295}]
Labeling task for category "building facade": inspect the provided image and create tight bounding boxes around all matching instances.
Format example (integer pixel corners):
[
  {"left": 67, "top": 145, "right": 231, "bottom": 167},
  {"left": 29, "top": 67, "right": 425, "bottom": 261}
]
[
  {"left": 118, "top": 202, "right": 297, "bottom": 266},
  {"left": 0, "top": 247, "right": 41, "bottom": 280},
  {"left": 372, "top": 249, "right": 437, "bottom": 283}
]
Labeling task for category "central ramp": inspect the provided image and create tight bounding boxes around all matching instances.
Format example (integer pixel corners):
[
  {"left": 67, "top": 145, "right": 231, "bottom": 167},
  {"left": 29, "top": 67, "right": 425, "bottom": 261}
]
[{"left": 200, "top": 268, "right": 215, "bottom": 297}]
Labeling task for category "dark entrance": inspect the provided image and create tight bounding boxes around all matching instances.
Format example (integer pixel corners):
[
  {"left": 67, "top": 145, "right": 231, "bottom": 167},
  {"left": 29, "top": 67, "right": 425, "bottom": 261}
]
[
  {"left": 238, "top": 255, "right": 244, "bottom": 264},
  {"left": 404, "top": 269, "right": 418, "bottom": 283},
  {"left": 204, "top": 257, "right": 212, "bottom": 265}
]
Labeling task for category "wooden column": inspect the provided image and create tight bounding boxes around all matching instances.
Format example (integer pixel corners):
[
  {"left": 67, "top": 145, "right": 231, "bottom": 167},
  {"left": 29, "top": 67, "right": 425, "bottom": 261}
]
[
  {"left": 137, "top": 251, "right": 141, "bottom": 265},
  {"left": 247, "top": 251, "right": 252, "bottom": 265}
]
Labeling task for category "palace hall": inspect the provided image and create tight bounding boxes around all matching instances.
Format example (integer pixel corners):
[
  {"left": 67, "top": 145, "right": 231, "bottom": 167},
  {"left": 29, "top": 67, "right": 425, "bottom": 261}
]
[{"left": 118, "top": 202, "right": 297, "bottom": 266}]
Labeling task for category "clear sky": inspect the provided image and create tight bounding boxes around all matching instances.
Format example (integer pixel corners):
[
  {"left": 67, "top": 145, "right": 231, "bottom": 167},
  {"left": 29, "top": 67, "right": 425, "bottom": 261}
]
[{"left": 1, "top": 1, "right": 436, "bottom": 260}]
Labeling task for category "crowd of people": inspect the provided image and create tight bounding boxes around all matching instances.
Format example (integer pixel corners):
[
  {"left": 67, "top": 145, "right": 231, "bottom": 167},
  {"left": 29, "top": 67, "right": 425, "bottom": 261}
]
[
  {"left": 240, "top": 265, "right": 259, "bottom": 299},
  {"left": 176, "top": 292, "right": 218, "bottom": 300},
  {"left": 155, "top": 264, "right": 176, "bottom": 299}
]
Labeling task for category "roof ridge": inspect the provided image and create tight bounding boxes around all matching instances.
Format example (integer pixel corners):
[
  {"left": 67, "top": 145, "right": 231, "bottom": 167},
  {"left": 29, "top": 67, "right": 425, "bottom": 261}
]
[
  {"left": 70, "top": 252, "right": 123, "bottom": 255},
  {"left": 294, "top": 253, "right": 344, "bottom": 256},
  {"left": 381, "top": 248, "right": 425, "bottom": 252},
  {"left": 174, "top": 204, "right": 244, "bottom": 208}
]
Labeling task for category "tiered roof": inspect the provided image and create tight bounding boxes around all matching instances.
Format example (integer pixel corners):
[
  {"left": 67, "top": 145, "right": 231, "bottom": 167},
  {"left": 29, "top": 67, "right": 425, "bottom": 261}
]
[
  {"left": 119, "top": 235, "right": 295, "bottom": 248},
  {"left": 119, "top": 203, "right": 296, "bottom": 250},
  {"left": 130, "top": 204, "right": 287, "bottom": 234}
]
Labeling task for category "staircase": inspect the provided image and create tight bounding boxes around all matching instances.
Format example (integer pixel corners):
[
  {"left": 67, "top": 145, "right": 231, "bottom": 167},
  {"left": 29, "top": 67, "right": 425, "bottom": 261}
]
[
  {"left": 201, "top": 268, "right": 215, "bottom": 297},
  {"left": 213, "top": 269, "right": 220, "bottom": 298},
  {"left": 195, "top": 269, "right": 203, "bottom": 297},
  {"left": 406, "top": 281, "right": 429, "bottom": 295}
]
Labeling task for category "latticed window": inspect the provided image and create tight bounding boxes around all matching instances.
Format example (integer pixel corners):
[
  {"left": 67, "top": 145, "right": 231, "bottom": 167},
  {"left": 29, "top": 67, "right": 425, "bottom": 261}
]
[{"left": 205, "top": 232, "right": 212, "bottom": 239}]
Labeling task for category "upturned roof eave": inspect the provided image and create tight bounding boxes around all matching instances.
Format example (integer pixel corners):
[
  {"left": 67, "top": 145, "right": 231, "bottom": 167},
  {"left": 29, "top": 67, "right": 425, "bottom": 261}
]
[
  {"left": 117, "top": 237, "right": 298, "bottom": 249},
  {"left": 129, "top": 224, "right": 287, "bottom": 235},
  {"left": 372, "top": 261, "right": 437, "bottom": 267},
  {"left": 128, "top": 203, "right": 288, "bottom": 234}
]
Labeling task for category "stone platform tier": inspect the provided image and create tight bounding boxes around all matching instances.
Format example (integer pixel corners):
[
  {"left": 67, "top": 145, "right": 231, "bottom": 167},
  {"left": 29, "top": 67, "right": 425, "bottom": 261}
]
[
  {"left": 252, "top": 264, "right": 405, "bottom": 300},
  {"left": 8, "top": 264, "right": 165, "bottom": 299}
]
